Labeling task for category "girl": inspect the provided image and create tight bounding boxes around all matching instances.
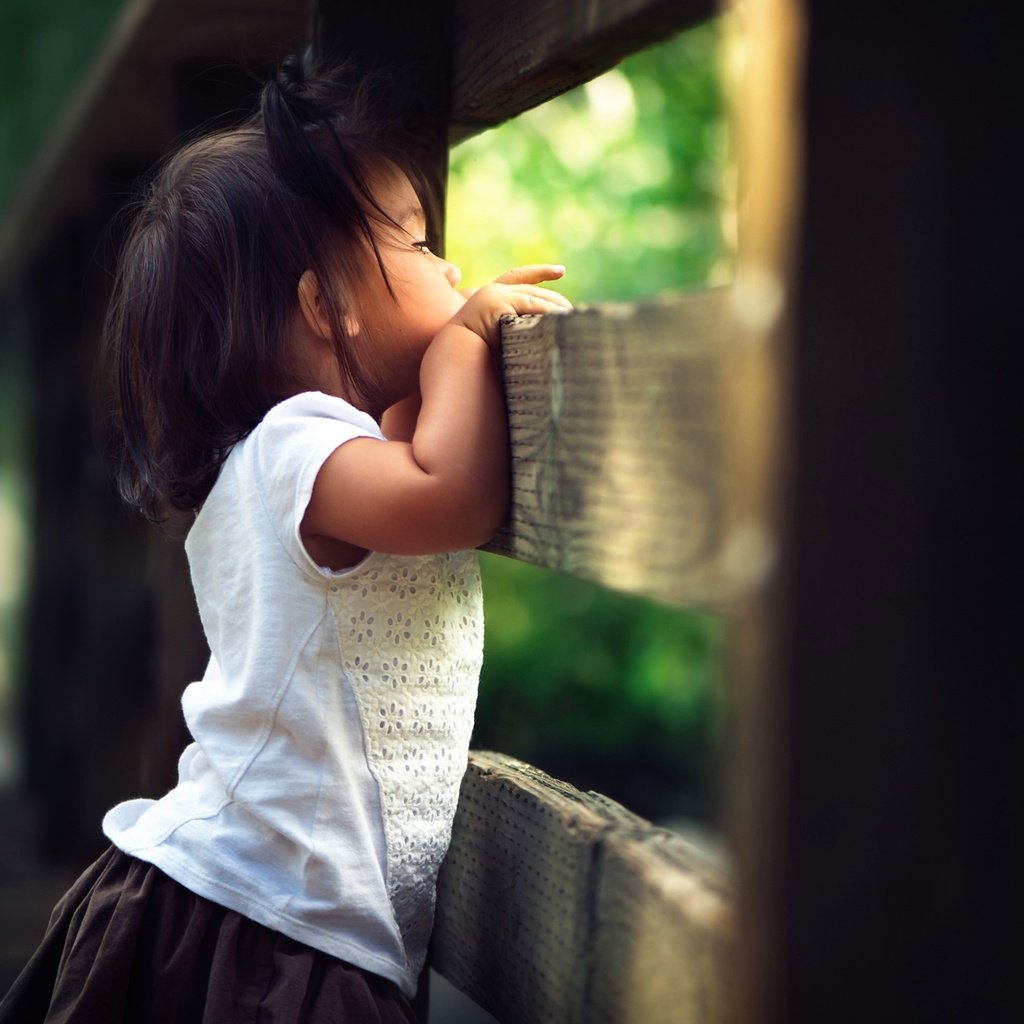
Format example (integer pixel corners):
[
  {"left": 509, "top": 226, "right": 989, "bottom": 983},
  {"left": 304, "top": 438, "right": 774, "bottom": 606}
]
[{"left": 1, "top": 55, "right": 570, "bottom": 1023}]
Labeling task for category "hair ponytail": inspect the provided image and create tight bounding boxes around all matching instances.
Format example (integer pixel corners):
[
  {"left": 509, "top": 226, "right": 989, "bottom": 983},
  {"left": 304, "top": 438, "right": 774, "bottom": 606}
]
[
  {"left": 261, "top": 56, "right": 348, "bottom": 213},
  {"left": 259, "top": 57, "right": 395, "bottom": 287}
]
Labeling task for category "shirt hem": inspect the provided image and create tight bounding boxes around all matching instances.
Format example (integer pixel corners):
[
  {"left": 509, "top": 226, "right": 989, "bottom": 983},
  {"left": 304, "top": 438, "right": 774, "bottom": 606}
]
[{"left": 107, "top": 839, "right": 417, "bottom": 997}]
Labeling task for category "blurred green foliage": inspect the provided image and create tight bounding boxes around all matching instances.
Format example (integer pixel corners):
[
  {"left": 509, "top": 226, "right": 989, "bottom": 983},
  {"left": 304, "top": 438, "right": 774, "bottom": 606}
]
[
  {"left": 0, "top": 0, "right": 123, "bottom": 216},
  {"left": 476, "top": 558, "right": 723, "bottom": 821},
  {"left": 1, "top": 7, "right": 728, "bottom": 823},
  {"left": 449, "top": 23, "right": 729, "bottom": 823},
  {"left": 447, "top": 22, "right": 730, "bottom": 302}
]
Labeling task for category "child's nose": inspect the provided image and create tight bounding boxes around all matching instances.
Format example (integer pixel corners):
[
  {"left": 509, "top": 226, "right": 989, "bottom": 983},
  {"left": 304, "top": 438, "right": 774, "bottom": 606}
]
[{"left": 444, "top": 261, "right": 462, "bottom": 289}]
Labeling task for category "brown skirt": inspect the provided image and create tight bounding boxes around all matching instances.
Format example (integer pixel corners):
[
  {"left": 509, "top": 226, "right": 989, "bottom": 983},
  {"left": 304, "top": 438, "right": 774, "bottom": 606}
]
[{"left": 0, "top": 846, "right": 420, "bottom": 1024}]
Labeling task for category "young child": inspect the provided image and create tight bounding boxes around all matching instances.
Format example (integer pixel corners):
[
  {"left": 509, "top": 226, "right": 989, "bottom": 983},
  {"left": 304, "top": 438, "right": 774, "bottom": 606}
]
[{"left": 0, "top": 56, "right": 570, "bottom": 1023}]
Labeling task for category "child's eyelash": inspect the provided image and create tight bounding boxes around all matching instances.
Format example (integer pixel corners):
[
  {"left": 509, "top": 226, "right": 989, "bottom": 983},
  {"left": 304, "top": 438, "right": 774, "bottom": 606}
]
[{"left": 412, "top": 240, "right": 431, "bottom": 252}]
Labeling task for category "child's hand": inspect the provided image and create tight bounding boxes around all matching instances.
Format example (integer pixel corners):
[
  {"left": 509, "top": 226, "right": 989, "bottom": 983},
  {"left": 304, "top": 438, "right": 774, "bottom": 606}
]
[{"left": 451, "top": 265, "right": 572, "bottom": 349}]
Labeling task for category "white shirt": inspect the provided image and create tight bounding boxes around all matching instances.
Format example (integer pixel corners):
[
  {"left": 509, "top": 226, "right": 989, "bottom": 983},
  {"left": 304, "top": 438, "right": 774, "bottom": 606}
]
[{"left": 103, "top": 392, "right": 483, "bottom": 995}]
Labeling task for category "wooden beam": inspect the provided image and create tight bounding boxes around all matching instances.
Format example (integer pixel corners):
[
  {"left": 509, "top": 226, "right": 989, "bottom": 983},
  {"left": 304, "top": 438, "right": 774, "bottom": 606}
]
[
  {"left": 432, "top": 751, "right": 732, "bottom": 1023},
  {"left": 486, "top": 290, "right": 737, "bottom": 609},
  {"left": 450, "top": 0, "right": 715, "bottom": 142},
  {"left": 311, "top": 0, "right": 453, "bottom": 253}
]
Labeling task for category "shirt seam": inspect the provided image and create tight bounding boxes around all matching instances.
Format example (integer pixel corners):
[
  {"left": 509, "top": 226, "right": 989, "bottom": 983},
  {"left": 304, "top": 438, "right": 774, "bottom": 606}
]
[{"left": 223, "top": 610, "right": 326, "bottom": 795}]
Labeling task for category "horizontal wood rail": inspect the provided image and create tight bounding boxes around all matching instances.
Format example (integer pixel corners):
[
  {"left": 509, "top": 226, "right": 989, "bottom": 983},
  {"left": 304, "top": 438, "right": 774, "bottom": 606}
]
[
  {"left": 432, "top": 752, "right": 731, "bottom": 1023},
  {"left": 450, "top": 0, "right": 714, "bottom": 142},
  {"left": 487, "top": 291, "right": 735, "bottom": 609}
]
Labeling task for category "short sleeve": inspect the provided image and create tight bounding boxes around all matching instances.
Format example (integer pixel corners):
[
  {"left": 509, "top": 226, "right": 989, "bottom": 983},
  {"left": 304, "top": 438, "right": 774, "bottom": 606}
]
[{"left": 250, "top": 392, "right": 383, "bottom": 573}]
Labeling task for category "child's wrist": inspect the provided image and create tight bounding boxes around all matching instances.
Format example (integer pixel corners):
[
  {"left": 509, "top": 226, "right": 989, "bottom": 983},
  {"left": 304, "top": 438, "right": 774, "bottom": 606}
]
[{"left": 437, "top": 318, "right": 497, "bottom": 353}]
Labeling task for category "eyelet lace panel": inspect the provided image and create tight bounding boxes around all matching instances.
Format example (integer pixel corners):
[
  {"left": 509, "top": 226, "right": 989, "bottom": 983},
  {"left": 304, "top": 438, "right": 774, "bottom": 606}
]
[{"left": 333, "top": 550, "right": 483, "bottom": 973}]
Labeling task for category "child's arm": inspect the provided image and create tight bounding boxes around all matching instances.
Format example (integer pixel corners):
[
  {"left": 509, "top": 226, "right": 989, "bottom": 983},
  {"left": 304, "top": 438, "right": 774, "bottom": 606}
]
[
  {"left": 380, "top": 394, "right": 421, "bottom": 442},
  {"left": 379, "top": 286, "right": 480, "bottom": 442},
  {"left": 302, "top": 265, "right": 570, "bottom": 557}
]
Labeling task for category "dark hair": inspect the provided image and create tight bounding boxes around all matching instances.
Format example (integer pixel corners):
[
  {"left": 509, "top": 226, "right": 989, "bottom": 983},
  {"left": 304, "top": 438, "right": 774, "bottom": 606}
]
[{"left": 106, "top": 56, "right": 410, "bottom": 520}]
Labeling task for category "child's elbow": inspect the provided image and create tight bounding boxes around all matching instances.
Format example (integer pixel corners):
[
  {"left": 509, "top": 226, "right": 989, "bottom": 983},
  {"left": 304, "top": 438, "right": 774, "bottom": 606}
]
[
  {"left": 477, "top": 492, "right": 510, "bottom": 547},
  {"left": 451, "top": 476, "right": 509, "bottom": 549}
]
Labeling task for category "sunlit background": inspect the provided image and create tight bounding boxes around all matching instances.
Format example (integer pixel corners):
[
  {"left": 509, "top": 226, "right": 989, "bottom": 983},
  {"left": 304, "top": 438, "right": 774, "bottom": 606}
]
[
  {"left": 447, "top": 24, "right": 730, "bottom": 303},
  {"left": 0, "top": 8, "right": 730, "bottom": 828}
]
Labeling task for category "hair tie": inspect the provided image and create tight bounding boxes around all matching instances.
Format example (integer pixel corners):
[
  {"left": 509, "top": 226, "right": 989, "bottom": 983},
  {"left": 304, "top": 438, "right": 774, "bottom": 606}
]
[{"left": 277, "top": 54, "right": 306, "bottom": 94}]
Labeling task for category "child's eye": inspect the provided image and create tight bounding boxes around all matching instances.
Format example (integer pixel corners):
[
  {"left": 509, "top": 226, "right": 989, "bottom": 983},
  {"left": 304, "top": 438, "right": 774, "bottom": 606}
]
[{"left": 412, "top": 240, "right": 431, "bottom": 253}]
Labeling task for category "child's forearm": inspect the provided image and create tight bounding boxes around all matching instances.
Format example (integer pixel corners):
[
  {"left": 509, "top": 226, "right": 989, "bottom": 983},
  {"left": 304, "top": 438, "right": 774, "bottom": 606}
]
[{"left": 411, "top": 324, "right": 510, "bottom": 541}]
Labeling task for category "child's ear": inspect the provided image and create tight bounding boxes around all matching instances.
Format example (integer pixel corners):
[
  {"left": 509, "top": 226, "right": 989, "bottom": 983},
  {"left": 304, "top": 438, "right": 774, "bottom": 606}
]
[
  {"left": 297, "top": 270, "right": 332, "bottom": 339},
  {"left": 298, "top": 270, "right": 361, "bottom": 340}
]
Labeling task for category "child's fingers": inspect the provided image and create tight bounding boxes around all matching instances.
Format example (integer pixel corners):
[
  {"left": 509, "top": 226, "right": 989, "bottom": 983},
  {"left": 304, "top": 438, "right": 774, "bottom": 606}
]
[
  {"left": 493, "top": 264, "right": 566, "bottom": 285},
  {"left": 451, "top": 282, "right": 572, "bottom": 348},
  {"left": 505, "top": 283, "right": 574, "bottom": 312}
]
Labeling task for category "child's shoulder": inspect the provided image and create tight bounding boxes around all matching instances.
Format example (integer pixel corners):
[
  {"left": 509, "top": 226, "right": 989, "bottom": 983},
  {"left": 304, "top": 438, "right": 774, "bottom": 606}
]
[
  {"left": 240, "top": 392, "right": 384, "bottom": 486},
  {"left": 189, "top": 393, "right": 383, "bottom": 556}
]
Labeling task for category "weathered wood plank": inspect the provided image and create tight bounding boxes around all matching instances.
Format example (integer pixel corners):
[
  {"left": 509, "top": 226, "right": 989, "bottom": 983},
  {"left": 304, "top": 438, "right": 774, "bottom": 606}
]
[
  {"left": 431, "top": 751, "right": 731, "bottom": 1023},
  {"left": 590, "top": 828, "right": 732, "bottom": 1022},
  {"left": 485, "top": 290, "right": 732, "bottom": 609},
  {"left": 450, "top": 0, "right": 715, "bottom": 142}
]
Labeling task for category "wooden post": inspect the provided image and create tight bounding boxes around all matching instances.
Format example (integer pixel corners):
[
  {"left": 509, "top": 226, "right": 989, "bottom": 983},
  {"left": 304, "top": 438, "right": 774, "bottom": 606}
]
[
  {"left": 733, "top": 1, "right": 1021, "bottom": 1020},
  {"left": 725, "top": 0, "right": 801, "bottom": 1018},
  {"left": 312, "top": 0, "right": 454, "bottom": 253}
]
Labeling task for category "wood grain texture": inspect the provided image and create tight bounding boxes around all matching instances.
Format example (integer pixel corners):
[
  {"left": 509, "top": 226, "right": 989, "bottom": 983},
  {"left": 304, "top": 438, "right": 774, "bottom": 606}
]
[
  {"left": 431, "top": 751, "right": 732, "bottom": 1023},
  {"left": 450, "top": 0, "right": 715, "bottom": 142},
  {"left": 485, "top": 290, "right": 730, "bottom": 609}
]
